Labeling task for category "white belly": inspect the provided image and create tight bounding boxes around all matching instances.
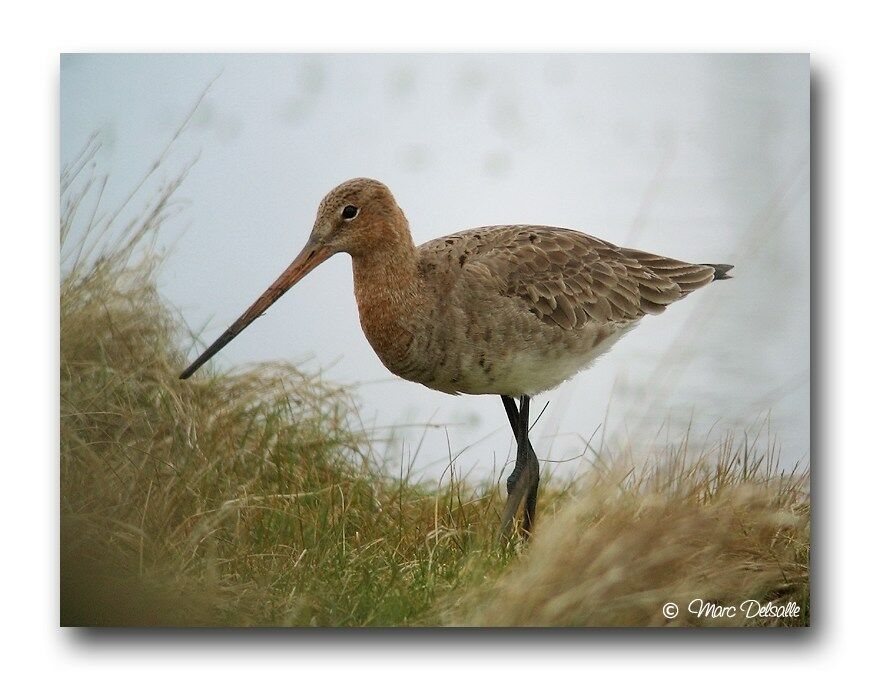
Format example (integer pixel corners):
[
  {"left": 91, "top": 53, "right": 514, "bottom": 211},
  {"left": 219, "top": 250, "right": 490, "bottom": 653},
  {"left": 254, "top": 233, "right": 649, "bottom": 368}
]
[{"left": 426, "top": 321, "right": 640, "bottom": 397}]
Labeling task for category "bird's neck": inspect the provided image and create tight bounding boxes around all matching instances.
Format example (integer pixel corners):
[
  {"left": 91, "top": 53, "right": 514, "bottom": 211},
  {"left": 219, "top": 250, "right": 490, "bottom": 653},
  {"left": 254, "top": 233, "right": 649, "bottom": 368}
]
[{"left": 351, "top": 239, "right": 424, "bottom": 368}]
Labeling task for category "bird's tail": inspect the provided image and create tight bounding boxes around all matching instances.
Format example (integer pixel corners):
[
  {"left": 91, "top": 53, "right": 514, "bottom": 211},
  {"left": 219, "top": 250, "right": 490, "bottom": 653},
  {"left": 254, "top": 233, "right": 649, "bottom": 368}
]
[{"left": 703, "top": 263, "right": 734, "bottom": 280}]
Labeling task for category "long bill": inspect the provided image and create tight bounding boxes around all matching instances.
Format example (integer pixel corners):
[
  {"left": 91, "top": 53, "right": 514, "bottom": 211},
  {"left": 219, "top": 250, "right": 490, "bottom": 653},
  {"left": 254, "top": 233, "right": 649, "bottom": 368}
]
[{"left": 179, "top": 241, "right": 332, "bottom": 380}]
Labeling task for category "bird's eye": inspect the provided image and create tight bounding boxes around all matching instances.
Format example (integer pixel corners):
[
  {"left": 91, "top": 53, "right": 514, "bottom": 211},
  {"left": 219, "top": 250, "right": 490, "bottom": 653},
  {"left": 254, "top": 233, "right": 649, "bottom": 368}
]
[{"left": 341, "top": 205, "right": 359, "bottom": 220}]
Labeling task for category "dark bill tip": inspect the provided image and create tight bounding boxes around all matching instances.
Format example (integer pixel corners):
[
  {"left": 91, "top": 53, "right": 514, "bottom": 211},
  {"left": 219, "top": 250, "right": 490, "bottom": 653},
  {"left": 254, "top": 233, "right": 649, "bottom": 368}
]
[{"left": 177, "top": 241, "right": 331, "bottom": 381}]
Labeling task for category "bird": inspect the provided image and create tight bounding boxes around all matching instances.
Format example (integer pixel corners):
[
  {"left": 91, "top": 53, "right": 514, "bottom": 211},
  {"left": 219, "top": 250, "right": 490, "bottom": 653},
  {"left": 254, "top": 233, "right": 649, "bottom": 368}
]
[{"left": 180, "top": 178, "right": 732, "bottom": 538}]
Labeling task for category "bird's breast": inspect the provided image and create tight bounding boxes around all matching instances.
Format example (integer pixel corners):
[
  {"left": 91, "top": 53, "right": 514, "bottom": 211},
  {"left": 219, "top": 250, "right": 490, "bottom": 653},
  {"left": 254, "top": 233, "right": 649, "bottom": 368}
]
[{"left": 356, "top": 295, "right": 417, "bottom": 371}]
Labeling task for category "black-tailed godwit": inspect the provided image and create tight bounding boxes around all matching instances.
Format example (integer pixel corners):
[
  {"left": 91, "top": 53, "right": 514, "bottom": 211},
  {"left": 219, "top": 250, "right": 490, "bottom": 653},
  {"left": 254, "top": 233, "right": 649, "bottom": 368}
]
[{"left": 180, "top": 178, "right": 733, "bottom": 537}]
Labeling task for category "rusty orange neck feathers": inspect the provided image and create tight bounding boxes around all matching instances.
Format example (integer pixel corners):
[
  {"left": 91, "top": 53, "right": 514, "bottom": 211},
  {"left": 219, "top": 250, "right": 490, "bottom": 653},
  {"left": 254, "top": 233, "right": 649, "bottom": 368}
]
[{"left": 350, "top": 215, "right": 424, "bottom": 368}]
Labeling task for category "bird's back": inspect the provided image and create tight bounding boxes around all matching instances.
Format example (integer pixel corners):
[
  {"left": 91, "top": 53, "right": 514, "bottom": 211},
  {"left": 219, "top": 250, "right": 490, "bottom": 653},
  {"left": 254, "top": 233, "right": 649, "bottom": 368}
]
[{"left": 417, "top": 225, "right": 729, "bottom": 329}]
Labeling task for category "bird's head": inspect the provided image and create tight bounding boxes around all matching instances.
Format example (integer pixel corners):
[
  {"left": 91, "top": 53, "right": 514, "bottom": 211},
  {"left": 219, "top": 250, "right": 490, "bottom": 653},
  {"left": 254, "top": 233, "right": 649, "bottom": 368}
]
[
  {"left": 309, "top": 177, "right": 409, "bottom": 257},
  {"left": 179, "top": 178, "right": 407, "bottom": 379}
]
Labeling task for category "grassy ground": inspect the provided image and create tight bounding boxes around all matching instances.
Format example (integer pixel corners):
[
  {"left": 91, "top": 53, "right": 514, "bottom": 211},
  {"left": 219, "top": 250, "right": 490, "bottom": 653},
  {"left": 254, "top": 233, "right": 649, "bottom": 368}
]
[{"left": 60, "top": 150, "right": 809, "bottom": 627}]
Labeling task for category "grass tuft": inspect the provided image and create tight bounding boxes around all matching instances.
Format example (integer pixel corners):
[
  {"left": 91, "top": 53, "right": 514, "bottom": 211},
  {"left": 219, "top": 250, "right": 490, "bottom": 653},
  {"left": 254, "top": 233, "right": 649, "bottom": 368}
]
[{"left": 449, "top": 450, "right": 808, "bottom": 626}]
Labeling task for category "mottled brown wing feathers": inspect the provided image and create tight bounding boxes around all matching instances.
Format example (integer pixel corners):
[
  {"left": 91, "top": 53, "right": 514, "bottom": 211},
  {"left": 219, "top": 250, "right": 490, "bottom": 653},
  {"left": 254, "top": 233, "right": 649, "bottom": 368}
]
[{"left": 418, "top": 226, "right": 720, "bottom": 331}]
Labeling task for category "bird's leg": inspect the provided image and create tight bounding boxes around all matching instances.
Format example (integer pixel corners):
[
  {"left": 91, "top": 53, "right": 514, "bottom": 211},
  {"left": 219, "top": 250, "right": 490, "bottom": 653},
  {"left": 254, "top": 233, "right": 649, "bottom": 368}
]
[
  {"left": 516, "top": 395, "right": 540, "bottom": 535},
  {"left": 521, "top": 406, "right": 540, "bottom": 534},
  {"left": 501, "top": 395, "right": 526, "bottom": 495},
  {"left": 499, "top": 395, "right": 540, "bottom": 539}
]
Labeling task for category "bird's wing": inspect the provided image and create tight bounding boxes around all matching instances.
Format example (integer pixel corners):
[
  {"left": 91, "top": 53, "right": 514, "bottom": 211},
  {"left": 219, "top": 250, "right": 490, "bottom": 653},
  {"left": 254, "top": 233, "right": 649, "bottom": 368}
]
[{"left": 417, "top": 226, "right": 717, "bottom": 331}]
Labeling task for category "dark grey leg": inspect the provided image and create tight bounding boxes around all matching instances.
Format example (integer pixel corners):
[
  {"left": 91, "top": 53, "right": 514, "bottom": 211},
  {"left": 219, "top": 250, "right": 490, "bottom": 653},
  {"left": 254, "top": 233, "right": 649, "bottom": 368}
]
[
  {"left": 501, "top": 395, "right": 525, "bottom": 495},
  {"left": 500, "top": 395, "right": 541, "bottom": 538}
]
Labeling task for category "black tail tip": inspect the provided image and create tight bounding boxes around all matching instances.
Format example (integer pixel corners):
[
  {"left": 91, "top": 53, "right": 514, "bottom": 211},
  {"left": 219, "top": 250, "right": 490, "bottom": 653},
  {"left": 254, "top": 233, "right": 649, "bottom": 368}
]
[{"left": 704, "top": 263, "right": 734, "bottom": 280}]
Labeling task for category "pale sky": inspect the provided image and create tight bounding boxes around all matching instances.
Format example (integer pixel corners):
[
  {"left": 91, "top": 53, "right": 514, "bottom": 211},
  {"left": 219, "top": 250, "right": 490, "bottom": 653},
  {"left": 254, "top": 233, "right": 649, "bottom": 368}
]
[{"left": 60, "top": 54, "right": 810, "bottom": 480}]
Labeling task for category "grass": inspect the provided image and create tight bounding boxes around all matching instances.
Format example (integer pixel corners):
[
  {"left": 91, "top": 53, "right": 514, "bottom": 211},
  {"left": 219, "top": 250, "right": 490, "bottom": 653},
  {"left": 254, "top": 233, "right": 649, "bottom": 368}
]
[{"left": 59, "top": 143, "right": 809, "bottom": 627}]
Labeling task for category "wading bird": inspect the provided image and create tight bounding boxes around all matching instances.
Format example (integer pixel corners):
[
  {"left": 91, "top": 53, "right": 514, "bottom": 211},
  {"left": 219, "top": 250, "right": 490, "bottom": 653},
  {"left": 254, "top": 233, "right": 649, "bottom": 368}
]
[{"left": 180, "top": 179, "right": 732, "bottom": 538}]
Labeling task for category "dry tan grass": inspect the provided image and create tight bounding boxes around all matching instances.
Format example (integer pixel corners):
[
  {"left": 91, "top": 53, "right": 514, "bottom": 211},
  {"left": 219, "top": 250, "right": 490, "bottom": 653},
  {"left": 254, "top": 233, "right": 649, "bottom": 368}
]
[{"left": 449, "top": 453, "right": 809, "bottom": 627}]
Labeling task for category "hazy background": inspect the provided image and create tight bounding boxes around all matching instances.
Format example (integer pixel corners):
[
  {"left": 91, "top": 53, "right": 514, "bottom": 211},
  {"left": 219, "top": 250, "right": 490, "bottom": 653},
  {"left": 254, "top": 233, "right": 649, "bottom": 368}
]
[{"left": 60, "top": 54, "right": 809, "bottom": 480}]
